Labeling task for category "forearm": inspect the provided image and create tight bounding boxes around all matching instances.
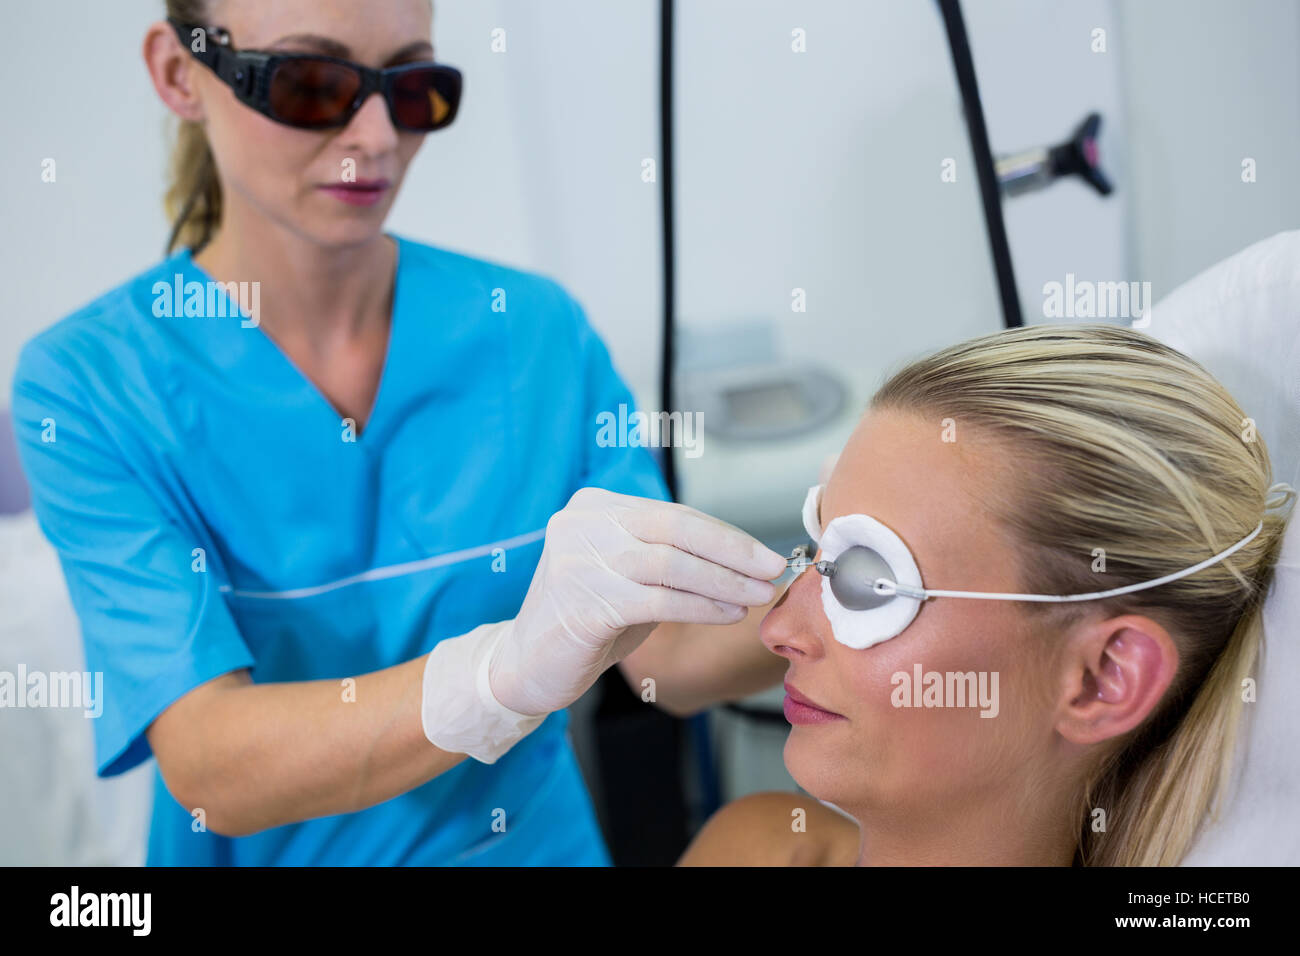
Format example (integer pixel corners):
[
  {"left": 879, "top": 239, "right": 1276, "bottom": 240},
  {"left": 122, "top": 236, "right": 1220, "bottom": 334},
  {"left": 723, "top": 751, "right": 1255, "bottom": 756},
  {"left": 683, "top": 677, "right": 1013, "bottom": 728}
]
[
  {"left": 620, "top": 587, "right": 788, "bottom": 716},
  {"left": 150, "top": 655, "right": 467, "bottom": 836}
]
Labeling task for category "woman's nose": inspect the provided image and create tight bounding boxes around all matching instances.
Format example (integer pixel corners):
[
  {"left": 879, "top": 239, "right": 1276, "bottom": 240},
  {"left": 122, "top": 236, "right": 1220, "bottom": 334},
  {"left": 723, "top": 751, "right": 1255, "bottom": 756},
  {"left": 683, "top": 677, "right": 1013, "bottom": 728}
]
[
  {"left": 760, "top": 566, "right": 831, "bottom": 661},
  {"left": 338, "top": 93, "right": 402, "bottom": 154}
]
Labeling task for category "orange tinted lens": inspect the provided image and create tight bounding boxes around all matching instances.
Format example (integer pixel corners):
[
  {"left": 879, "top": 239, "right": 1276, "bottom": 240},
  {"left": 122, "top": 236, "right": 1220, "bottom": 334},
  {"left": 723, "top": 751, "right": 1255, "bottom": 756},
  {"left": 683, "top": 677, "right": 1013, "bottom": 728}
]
[
  {"left": 269, "top": 59, "right": 361, "bottom": 126},
  {"left": 391, "top": 68, "right": 454, "bottom": 129}
]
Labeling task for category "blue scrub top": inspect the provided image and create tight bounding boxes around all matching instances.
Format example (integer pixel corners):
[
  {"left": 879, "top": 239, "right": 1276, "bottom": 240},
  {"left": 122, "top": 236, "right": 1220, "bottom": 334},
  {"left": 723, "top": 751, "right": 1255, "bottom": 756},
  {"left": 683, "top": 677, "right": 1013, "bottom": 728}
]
[{"left": 10, "top": 234, "right": 669, "bottom": 865}]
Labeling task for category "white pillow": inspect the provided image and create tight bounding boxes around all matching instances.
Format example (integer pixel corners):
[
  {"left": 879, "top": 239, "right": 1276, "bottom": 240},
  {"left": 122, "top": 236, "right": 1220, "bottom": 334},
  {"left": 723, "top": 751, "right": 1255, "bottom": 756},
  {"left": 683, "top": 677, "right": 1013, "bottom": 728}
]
[{"left": 1146, "top": 230, "right": 1300, "bottom": 865}]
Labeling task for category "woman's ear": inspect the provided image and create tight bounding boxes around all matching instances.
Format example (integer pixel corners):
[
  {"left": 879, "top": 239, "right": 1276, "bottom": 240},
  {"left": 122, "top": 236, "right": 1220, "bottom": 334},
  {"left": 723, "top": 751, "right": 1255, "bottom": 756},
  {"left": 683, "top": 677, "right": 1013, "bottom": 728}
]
[
  {"left": 1054, "top": 614, "right": 1181, "bottom": 746},
  {"left": 143, "top": 21, "right": 206, "bottom": 123}
]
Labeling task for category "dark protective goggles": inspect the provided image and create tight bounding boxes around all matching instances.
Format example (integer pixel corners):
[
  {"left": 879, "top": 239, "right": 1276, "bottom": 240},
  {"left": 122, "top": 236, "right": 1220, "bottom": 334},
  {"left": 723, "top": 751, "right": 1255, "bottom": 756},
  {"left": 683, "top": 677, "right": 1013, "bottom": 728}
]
[{"left": 168, "top": 18, "right": 463, "bottom": 132}]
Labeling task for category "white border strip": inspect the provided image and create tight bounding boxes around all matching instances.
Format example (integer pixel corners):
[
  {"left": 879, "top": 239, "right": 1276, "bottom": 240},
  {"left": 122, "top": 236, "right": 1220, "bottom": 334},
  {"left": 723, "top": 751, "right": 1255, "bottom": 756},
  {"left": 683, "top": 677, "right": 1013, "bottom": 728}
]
[{"left": 217, "top": 527, "right": 547, "bottom": 601}]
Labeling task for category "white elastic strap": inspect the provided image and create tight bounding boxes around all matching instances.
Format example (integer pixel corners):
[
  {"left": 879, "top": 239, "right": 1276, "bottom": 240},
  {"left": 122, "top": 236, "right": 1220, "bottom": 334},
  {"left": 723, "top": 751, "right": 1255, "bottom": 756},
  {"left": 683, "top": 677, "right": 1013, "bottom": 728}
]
[
  {"left": 874, "top": 520, "right": 1266, "bottom": 603},
  {"left": 805, "top": 481, "right": 1294, "bottom": 607},
  {"left": 421, "top": 620, "right": 546, "bottom": 764}
]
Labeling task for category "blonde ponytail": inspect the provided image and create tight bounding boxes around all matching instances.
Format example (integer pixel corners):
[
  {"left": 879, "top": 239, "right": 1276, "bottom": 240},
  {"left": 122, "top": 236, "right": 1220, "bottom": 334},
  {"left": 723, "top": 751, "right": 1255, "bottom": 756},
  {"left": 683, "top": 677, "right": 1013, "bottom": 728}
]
[{"left": 163, "top": 1, "right": 221, "bottom": 254}]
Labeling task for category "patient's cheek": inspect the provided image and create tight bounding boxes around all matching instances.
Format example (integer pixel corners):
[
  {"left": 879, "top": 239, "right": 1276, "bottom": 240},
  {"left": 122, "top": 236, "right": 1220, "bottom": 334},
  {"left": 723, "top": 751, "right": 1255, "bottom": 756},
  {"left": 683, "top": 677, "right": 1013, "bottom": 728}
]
[{"left": 845, "top": 606, "right": 1016, "bottom": 726}]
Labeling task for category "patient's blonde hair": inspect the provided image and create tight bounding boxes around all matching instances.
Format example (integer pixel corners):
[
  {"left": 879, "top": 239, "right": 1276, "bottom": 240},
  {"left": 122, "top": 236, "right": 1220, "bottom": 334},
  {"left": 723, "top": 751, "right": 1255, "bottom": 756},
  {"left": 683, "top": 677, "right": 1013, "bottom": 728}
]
[{"left": 872, "top": 323, "right": 1294, "bottom": 866}]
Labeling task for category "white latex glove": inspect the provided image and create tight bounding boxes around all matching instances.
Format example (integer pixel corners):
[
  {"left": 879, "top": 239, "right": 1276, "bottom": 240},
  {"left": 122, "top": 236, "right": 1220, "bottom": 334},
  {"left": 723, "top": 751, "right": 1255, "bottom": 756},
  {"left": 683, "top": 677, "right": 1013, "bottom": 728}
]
[{"left": 421, "top": 488, "right": 787, "bottom": 762}]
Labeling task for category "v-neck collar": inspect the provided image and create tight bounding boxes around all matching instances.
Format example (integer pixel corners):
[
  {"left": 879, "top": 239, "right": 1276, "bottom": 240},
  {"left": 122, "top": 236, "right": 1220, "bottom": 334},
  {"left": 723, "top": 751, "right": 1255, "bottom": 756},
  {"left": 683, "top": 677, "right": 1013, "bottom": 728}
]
[{"left": 179, "top": 233, "right": 405, "bottom": 447}]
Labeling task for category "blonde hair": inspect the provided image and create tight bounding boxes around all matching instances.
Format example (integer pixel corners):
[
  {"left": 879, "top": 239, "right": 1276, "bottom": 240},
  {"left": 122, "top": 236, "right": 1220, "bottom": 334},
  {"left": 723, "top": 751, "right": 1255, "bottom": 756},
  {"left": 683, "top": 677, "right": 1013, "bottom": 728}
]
[
  {"left": 872, "top": 323, "right": 1294, "bottom": 866},
  {"left": 164, "top": 0, "right": 221, "bottom": 254}
]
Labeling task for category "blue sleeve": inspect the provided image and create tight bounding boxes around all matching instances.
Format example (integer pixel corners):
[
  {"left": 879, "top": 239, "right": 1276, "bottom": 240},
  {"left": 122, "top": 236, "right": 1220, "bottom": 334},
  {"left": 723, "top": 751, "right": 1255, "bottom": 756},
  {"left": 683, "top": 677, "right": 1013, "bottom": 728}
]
[
  {"left": 568, "top": 296, "right": 671, "bottom": 503},
  {"left": 10, "top": 339, "right": 256, "bottom": 777}
]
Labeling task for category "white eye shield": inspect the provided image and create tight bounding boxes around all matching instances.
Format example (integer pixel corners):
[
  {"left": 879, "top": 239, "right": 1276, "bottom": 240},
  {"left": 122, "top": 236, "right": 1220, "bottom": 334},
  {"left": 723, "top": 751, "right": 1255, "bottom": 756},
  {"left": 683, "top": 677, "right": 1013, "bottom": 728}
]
[{"left": 793, "top": 483, "right": 1279, "bottom": 650}]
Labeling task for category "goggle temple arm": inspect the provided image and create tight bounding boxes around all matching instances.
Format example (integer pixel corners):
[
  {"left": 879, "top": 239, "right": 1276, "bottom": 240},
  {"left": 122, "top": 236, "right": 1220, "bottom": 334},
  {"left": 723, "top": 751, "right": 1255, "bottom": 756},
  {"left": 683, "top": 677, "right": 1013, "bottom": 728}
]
[{"left": 169, "top": 20, "right": 262, "bottom": 104}]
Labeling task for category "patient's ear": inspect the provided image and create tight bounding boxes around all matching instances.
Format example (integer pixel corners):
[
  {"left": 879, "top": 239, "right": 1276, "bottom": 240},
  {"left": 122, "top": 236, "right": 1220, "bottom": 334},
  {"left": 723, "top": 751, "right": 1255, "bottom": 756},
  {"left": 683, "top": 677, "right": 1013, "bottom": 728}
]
[{"left": 1055, "top": 615, "right": 1180, "bottom": 745}]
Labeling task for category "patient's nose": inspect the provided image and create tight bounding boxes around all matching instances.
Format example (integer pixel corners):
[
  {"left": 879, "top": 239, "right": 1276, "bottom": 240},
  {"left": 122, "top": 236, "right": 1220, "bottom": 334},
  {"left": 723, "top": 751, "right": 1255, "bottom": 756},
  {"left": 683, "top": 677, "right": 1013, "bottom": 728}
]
[{"left": 760, "top": 566, "right": 831, "bottom": 660}]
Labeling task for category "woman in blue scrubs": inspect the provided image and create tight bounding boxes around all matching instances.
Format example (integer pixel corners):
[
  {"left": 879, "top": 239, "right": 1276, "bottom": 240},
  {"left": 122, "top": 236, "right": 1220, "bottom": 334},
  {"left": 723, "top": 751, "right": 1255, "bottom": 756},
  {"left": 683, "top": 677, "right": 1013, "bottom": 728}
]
[{"left": 10, "top": 0, "right": 788, "bottom": 865}]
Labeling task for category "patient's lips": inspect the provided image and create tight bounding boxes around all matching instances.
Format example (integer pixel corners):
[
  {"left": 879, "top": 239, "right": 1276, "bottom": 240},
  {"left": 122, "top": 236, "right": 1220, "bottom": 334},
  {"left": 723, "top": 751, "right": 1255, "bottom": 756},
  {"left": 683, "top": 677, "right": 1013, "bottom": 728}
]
[
  {"left": 318, "top": 178, "right": 392, "bottom": 206},
  {"left": 784, "top": 681, "right": 845, "bottom": 724}
]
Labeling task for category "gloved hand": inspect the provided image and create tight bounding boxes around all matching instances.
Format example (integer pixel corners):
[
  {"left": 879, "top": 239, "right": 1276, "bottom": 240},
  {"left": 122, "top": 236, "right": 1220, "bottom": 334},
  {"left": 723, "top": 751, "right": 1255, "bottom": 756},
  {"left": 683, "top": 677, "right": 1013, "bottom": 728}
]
[{"left": 421, "top": 488, "right": 787, "bottom": 763}]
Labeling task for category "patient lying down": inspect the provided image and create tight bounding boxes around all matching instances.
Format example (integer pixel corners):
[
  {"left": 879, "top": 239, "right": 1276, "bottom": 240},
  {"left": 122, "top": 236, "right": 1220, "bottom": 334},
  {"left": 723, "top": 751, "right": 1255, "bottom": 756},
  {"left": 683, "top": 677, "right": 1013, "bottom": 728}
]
[{"left": 680, "top": 324, "right": 1294, "bottom": 867}]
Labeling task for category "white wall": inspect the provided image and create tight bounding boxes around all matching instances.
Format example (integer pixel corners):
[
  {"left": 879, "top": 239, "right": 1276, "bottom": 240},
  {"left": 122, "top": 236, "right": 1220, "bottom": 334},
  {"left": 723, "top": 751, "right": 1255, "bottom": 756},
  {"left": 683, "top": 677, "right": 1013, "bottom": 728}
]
[
  {"left": 965, "top": 0, "right": 1132, "bottom": 316},
  {"left": 1, "top": 1, "right": 170, "bottom": 392},
  {"left": 1114, "top": 0, "right": 1300, "bottom": 297},
  {"left": 5, "top": 1, "right": 1295, "bottom": 431},
  {"left": 966, "top": 0, "right": 1300, "bottom": 312},
  {"left": 670, "top": 0, "right": 1001, "bottom": 529},
  {"left": 0, "top": 0, "right": 666, "bottom": 403}
]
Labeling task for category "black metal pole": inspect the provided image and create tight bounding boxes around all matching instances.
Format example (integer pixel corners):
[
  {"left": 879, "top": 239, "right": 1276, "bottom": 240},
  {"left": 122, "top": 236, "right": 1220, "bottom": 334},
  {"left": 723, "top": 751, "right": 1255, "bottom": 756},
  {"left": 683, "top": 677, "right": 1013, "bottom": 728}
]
[
  {"left": 658, "top": 0, "right": 679, "bottom": 495},
  {"left": 936, "top": 0, "right": 1024, "bottom": 328}
]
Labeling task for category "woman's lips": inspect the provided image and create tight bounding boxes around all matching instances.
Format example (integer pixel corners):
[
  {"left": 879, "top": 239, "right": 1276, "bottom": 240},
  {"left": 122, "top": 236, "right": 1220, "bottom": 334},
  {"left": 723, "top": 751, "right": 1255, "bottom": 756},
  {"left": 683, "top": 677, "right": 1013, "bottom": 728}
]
[
  {"left": 318, "top": 180, "right": 391, "bottom": 206},
  {"left": 783, "top": 681, "right": 846, "bottom": 724}
]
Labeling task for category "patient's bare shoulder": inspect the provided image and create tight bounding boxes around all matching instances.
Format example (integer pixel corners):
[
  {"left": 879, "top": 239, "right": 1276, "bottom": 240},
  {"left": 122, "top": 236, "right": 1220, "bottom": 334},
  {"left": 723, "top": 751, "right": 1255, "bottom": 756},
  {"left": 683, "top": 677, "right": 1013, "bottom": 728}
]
[{"left": 677, "top": 791, "right": 859, "bottom": 866}]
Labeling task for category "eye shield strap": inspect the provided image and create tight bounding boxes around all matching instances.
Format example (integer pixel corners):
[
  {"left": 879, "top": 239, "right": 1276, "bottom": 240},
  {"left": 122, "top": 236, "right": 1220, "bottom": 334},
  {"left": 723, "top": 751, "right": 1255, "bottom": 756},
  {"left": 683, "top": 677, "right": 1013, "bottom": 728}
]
[{"left": 799, "top": 482, "right": 1292, "bottom": 650}]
